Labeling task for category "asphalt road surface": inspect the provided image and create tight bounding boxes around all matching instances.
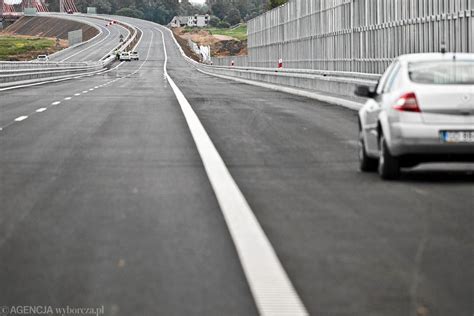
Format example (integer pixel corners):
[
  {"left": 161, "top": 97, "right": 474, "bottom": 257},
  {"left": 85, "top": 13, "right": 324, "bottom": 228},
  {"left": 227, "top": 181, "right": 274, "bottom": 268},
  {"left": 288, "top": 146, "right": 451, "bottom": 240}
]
[
  {"left": 47, "top": 14, "right": 129, "bottom": 62},
  {"left": 0, "top": 15, "right": 472, "bottom": 316}
]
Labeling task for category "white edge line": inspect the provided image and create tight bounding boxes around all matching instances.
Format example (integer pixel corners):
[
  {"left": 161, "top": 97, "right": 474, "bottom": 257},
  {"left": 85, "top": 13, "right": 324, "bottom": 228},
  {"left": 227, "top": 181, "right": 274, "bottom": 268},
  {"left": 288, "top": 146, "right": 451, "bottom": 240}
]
[
  {"left": 14, "top": 116, "right": 28, "bottom": 122},
  {"left": 163, "top": 23, "right": 362, "bottom": 111},
  {"left": 60, "top": 24, "right": 112, "bottom": 62},
  {"left": 47, "top": 13, "right": 103, "bottom": 59},
  {"left": 156, "top": 26, "right": 309, "bottom": 316}
]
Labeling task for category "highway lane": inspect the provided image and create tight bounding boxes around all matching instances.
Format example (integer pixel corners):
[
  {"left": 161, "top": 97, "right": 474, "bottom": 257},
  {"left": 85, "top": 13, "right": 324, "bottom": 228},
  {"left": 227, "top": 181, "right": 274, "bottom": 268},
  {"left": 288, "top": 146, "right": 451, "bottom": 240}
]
[
  {"left": 0, "top": 15, "right": 128, "bottom": 129},
  {"left": 45, "top": 14, "right": 128, "bottom": 62},
  {"left": 151, "top": 17, "right": 472, "bottom": 315},
  {"left": 0, "top": 26, "right": 257, "bottom": 315},
  {"left": 0, "top": 15, "right": 473, "bottom": 316}
]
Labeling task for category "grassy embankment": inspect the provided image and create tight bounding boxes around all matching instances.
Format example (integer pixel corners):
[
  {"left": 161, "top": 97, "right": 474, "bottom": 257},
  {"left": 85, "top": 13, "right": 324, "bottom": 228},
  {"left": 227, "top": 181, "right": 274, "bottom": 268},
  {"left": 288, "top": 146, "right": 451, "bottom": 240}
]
[
  {"left": 0, "top": 35, "right": 56, "bottom": 61},
  {"left": 206, "top": 25, "right": 247, "bottom": 41},
  {"left": 182, "top": 24, "right": 247, "bottom": 41}
]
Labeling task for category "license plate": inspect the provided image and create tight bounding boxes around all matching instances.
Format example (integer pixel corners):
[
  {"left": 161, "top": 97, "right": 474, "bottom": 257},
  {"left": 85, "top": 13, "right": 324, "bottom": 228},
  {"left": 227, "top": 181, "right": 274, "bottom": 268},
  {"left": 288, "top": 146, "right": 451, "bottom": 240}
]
[{"left": 440, "top": 131, "right": 474, "bottom": 143}]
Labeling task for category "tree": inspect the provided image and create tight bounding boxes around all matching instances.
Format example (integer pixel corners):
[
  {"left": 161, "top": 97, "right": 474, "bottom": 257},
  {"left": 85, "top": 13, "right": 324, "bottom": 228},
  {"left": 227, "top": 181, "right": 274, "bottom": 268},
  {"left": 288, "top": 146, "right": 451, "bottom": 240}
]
[
  {"left": 234, "top": 0, "right": 248, "bottom": 19},
  {"left": 209, "top": 16, "right": 221, "bottom": 27},
  {"left": 224, "top": 7, "right": 241, "bottom": 26},
  {"left": 217, "top": 20, "right": 230, "bottom": 28},
  {"left": 116, "top": 7, "right": 144, "bottom": 19},
  {"left": 210, "top": 0, "right": 230, "bottom": 19},
  {"left": 268, "top": 0, "right": 287, "bottom": 9}
]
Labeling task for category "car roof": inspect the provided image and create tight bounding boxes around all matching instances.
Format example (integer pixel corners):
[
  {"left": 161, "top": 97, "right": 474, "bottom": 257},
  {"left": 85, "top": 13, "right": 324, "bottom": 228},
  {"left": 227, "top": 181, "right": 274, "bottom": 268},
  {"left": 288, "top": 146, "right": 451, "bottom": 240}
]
[{"left": 397, "top": 53, "right": 474, "bottom": 63}]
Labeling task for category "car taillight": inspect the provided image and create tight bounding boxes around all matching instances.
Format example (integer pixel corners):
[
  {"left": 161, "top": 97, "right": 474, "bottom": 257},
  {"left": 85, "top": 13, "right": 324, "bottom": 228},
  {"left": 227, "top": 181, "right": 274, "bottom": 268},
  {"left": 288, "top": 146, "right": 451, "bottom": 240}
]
[{"left": 393, "top": 92, "right": 421, "bottom": 112}]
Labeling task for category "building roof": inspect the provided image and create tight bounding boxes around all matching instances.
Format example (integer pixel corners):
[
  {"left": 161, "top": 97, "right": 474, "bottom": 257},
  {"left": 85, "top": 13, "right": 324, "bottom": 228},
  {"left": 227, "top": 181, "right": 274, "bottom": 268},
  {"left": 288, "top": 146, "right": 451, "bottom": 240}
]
[{"left": 173, "top": 16, "right": 190, "bottom": 24}]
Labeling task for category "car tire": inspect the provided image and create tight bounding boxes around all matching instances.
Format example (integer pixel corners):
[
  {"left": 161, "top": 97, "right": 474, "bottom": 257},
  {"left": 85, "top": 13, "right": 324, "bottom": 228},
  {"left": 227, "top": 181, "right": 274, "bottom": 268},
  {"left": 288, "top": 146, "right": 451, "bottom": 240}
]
[
  {"left": 378, "top": 134, "right": 400, "bottom": 180},
  {"left": 359, "top": 129, "right": 378, "bottom": 172}
]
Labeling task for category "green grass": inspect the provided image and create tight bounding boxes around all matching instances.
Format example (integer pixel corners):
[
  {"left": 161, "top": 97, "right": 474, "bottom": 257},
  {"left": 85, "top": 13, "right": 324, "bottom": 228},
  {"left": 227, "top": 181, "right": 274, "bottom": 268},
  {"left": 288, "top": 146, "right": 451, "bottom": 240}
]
[
  {"left": 0, "top": 35, "right": 55, "bottom": 60},
  {"left": 206, "top": 25, "right": 247, "bottom": 41}
]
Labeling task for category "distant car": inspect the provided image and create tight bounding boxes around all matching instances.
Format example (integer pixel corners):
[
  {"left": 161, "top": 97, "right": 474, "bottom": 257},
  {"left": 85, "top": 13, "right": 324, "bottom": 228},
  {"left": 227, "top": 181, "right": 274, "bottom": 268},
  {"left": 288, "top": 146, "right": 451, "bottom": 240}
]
[
  {"left": 119, "top": 51, "right": 131, "bottom": 62},
  {"left": 37, "top": 54, "right": 49, "bottom": 62},
  {"left": 130, "top": 51, "right": 139, "bottom": 60},
  {"left": 66, "top": 9, "right": 73, "bottom": 14},
  {"left": 355, "top": 53, "right": 474, "bottom": 179}
]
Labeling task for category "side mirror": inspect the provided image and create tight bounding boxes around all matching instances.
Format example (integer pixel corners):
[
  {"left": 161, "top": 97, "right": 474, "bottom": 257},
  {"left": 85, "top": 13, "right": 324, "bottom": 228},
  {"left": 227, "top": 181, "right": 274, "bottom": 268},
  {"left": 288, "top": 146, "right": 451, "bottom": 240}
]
[{"left": 355, "top": 85, "right": 377, "bottom": 98}]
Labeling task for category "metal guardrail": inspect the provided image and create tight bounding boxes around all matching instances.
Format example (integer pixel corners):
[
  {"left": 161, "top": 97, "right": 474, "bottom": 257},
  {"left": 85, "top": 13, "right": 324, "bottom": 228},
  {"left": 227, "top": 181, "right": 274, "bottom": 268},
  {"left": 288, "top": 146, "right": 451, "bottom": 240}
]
[
  {"left": 198, "top": 62, "right": 380, "bottom": 99},
  {"left": 0, "top": 61, "right": 92, "bottom": 70},
  {"left": 0, "top": 14, "right": 139, "bottom": 87}
]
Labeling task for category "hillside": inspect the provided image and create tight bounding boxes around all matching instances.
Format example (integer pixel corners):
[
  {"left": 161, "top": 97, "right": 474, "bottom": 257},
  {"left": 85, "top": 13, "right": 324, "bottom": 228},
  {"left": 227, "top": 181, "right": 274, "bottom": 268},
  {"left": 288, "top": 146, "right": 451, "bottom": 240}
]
[{"left": 4, "top": 16, "right": 98, "bottom": 40}]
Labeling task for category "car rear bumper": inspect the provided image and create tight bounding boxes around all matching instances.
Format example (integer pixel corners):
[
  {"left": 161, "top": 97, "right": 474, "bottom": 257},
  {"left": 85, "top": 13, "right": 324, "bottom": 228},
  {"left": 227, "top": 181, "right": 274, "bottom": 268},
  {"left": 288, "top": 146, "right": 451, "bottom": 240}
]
[{"left": 389, "top": 122, "right": 474, "bottom": 157}]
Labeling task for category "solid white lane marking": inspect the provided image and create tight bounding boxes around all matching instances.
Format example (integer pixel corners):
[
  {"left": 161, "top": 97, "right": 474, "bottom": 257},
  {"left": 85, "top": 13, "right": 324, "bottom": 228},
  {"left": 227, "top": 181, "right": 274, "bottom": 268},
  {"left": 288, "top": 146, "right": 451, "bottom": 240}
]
[
  {"left": 51, "top": 101, "right": 61, "bottom": 105},
  {"left": 74, "top": 93, "right": 81, "bottom": 96},
  {"left": 157, "top": 27, "right": 309, "bottom": 316},
  {"left": 36, "top": 108, "right": 47, "bottom": 113},
  {"left": 61, "top": 26, "right": 111, "bottom": 62},
  {"left": 14, "top": 116, "right": 28, "bottom": 122},
  {"left": 64, "top": 97, "right": 72, "bottom": 100}
]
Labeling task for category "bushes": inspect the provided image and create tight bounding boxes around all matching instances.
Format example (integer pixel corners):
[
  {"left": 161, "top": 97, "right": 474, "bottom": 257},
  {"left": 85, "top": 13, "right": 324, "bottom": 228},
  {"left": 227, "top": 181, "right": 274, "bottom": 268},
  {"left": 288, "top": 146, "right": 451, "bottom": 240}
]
[
  {"left": 115, "top": 7, "right": 145, "bottom": 19},
  {"left": 224, "top": 8, "right": 241, "bottom": 26},
  {"left": 217, "top": 21, "right": 230, "bottom": 28},
  {"left": 209, "top": 16, "right": 221, "bottom": 27}
]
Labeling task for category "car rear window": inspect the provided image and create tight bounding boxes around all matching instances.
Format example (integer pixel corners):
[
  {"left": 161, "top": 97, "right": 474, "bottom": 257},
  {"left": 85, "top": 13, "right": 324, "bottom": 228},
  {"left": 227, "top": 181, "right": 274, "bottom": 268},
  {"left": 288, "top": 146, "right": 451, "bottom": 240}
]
[{"left": 408, "top": 60, "right": 474, "bottom": 85}]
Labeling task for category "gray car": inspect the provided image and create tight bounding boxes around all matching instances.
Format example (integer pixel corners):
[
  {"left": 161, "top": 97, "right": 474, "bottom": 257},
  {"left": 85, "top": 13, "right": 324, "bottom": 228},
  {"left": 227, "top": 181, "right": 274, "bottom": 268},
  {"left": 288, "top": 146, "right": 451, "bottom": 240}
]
[{"left": 355, "top": 53, "right": 474, "bottom": 179}]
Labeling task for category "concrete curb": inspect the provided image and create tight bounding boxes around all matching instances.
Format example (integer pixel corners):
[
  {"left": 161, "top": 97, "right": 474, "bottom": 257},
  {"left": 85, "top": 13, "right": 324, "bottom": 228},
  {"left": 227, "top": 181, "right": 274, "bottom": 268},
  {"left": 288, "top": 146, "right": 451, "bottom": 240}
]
[{"left": 196, "top": 68, "right": 363, "bottom": 111}]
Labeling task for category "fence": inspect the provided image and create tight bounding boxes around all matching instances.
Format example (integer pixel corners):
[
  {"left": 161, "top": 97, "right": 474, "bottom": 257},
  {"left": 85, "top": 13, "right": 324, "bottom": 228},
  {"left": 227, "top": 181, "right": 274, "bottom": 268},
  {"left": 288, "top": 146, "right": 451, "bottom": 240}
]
[{"left": 214, "top": 0, "right": 473, "bottom": 74}]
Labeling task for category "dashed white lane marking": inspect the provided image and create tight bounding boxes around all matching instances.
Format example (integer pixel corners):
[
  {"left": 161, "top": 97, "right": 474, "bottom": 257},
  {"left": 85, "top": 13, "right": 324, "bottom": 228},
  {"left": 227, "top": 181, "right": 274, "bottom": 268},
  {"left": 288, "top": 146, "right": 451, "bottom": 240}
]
[
  {"left": 157, "top": 27, "right": 309, "bottom": 316},
  {"left": 74, "top": 93, "right": 81, "bottom": 96},
  {"left": 51, "top": 101, "right": 61, "bottom": 105},
  {"left": 14, "top": 116, "right": 28, "bottom": 122},
  {"left": 94, "top": 86, "right": 99, "bottom": 89},
  {"left": 82, "top": 91, "right": 88, "bottom": 94},
  {"left": 36, "top": 108, "right": 47, "bottom": 113},
  {"left": 89, "top": 88, "right": 94, "bottom": 91},
  {"left": 64, "top": 97, "right": 72, "bottom": 100}
]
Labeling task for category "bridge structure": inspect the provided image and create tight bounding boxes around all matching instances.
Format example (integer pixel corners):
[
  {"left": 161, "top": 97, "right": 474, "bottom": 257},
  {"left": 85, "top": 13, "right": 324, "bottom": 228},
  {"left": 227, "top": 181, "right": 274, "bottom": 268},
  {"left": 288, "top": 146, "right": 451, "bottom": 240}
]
[
  {"left": 0, "top": 12, "right": 473, "bottom": 316},
  {"left": 1, "top": 0, "right": 79, "bottom": 18}
]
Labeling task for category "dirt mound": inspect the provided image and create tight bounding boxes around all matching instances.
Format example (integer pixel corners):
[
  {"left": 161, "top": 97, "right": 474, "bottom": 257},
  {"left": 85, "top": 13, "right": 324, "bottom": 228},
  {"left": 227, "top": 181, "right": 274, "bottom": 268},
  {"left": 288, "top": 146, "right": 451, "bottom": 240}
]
[
  {"left": 5, "top": 16, "right": 98, "bottom": 41},
  {"left": 173, "top": 28, "right": 246, "bottom": 57}
]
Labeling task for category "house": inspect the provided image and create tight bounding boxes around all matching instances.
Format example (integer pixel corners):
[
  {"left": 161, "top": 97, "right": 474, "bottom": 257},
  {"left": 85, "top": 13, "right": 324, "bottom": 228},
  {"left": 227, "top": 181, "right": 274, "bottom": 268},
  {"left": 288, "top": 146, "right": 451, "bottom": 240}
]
[
  {"left": 187, "top": 14, "right": 210, "bottom": 27},
  {"left": 170, "top": 14, "right": 210, "bottom": 28},
  {"left": 170, "top": 16, "right": 190, "bottom": 28}
]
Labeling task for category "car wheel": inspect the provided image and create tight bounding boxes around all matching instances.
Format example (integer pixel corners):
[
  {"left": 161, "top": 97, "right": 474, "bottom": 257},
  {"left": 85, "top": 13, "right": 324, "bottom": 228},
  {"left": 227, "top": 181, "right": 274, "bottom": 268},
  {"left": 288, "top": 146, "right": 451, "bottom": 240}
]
[
  {"left": 378, "top": 134, "right": 400, "bottom": 180},
  {"left": 359, "top": 129, "right": 378, "bottom": 172}
]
